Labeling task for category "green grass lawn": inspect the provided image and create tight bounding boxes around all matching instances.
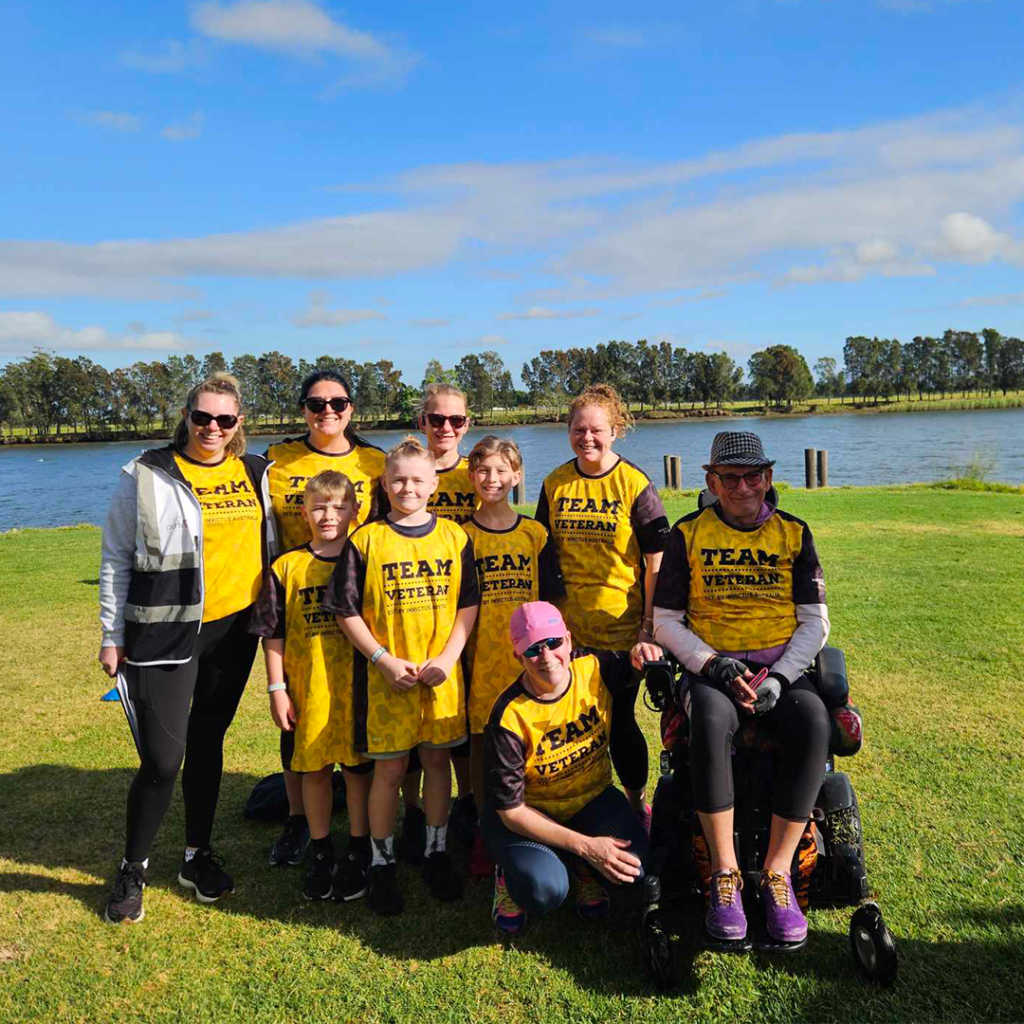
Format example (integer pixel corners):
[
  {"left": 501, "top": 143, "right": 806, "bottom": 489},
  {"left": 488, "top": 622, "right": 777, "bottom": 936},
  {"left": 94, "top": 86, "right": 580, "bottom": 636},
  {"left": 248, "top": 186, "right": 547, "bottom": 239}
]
[{"left": 1, "top": 487, "right": 1022, "bottom": 1023}]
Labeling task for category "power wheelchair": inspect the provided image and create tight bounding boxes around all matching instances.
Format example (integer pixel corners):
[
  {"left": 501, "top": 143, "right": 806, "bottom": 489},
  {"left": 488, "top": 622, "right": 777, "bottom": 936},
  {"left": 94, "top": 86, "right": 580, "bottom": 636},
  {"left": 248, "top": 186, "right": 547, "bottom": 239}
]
[{"left": 636, "top": 490, "right": 898, "bottom": 988}]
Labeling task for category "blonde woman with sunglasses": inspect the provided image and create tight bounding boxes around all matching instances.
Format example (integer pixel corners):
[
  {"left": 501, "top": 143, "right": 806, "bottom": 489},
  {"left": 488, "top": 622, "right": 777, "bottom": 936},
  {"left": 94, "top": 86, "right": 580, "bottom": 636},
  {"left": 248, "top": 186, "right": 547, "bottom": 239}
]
[{"left": 98, "top": 373, "right": 278, "bottom": 925}]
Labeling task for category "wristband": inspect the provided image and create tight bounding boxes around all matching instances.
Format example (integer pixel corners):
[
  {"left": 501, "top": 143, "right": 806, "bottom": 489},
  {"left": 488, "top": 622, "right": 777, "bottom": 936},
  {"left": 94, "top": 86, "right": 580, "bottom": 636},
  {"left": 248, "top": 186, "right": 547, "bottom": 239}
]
[
  {"left": 370, "top": 646, "right": 388, "bottom": 665},
  {"left": 267, "top": 682, "right": 287, "bottom": 694}
]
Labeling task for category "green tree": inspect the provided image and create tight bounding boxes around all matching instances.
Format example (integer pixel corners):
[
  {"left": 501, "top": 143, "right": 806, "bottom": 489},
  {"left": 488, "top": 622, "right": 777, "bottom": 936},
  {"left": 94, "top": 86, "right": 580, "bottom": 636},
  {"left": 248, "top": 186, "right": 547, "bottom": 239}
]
[
  {"left": 259, "top": 351, "right": 298, "bottom": 423},
  {"left": 747, "top": 345, "right": 812, "bottom": 408},
  {"left": 201, "top": 351, "right": 228, "bottom": 378}
]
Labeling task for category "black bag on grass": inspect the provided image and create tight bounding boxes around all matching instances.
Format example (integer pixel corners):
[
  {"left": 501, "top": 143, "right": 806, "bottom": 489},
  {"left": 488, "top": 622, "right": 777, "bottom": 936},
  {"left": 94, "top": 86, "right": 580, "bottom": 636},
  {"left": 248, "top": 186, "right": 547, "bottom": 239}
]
[{"left": 243, "top": 771, "right": 348, "bottom": 822}]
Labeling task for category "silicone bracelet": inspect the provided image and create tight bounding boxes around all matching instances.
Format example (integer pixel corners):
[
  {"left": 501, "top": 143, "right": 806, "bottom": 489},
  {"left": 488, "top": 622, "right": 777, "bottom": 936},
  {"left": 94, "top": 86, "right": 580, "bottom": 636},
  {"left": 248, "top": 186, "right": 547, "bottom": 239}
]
[
  {"left": 370, "top": 646, "right": 388, "bottom": 665},
  {"left": 267, "top": 682, "right": 287, "bottom": 693}
]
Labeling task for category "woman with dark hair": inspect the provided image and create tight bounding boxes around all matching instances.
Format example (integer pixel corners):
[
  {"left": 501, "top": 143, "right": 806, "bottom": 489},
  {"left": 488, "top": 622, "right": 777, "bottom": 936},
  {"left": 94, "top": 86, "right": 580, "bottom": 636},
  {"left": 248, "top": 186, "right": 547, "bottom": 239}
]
[
  {"left": 262, "top": 369, "right": 387, "bottom": 881},
  {"left": 99, "top": 373, "right": 278, "bottom": 924}
]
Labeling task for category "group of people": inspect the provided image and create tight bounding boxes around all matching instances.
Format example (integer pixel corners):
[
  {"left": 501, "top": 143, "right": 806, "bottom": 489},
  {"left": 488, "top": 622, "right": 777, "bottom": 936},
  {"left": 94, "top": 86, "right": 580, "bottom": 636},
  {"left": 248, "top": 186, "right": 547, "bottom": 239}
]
[{"left": 98, "top": 367, "right": 832, "bottom": 949}]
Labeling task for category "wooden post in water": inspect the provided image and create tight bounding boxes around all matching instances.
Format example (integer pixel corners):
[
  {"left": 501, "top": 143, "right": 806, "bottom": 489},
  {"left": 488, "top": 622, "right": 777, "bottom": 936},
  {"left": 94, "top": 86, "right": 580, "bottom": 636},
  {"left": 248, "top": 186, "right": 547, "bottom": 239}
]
[
  {"left": 804, "top": 448, "right": 818, "bottom": 489},
  {"left": 512, "top": 472, "right": 526, "bottom": 506},
  {"left": 663, "top": 455, "right": 681, "bottom": 489},
  {"left": 817, "top": 449, "right": 829, "bottom": 487}
]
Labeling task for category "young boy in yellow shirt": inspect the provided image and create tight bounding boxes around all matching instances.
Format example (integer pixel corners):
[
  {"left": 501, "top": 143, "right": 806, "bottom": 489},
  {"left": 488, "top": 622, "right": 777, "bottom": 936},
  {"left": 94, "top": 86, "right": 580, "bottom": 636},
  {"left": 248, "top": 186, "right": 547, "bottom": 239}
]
[
  {"left": 250, "top": 471, "right": 373, "bottom": 901},
  {"left": 325, "top": 438, "right": 479, "bottom": 916}
]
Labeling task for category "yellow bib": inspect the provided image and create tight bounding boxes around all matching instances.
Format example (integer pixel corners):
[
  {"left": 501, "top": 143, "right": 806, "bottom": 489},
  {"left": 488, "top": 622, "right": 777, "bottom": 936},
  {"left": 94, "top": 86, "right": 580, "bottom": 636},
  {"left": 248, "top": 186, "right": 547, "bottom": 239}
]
[{"left": 428, "top": 457, "right": 479, "bottom": 525}]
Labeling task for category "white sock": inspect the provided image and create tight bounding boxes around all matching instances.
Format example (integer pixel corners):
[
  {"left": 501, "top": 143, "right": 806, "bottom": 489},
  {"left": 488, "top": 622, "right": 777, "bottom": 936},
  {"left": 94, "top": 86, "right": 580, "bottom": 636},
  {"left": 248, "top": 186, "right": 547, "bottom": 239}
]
[
  {"left": 371, "top": 835, "right": 395, "bottom": 867},
  {"left": 425, "top": 823, "right": 447, "bottom": 855},
  {"left": 183, "top": 846, "right": 199, "bottom": 863},
  {"left": 122, "top": 857, "right": 149, "bottom": 870}
]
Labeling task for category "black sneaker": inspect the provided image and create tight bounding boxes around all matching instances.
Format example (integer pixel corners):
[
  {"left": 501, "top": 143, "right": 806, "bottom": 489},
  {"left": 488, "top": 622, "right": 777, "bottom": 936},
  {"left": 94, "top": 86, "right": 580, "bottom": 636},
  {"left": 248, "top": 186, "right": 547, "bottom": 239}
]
[
  {"left": 423, "top": 850, "right": 463, "bottom": 902},
  {"left": 397, "top": 806, "right": 426, "bottom": 864},
  {"left": 448, "top": 796, "right": 478, "bottom": 846},
  {"left": 178, "top": 849, "right": 235, "bottom": 903},
  {"left": 333, "top": 846, "right": 371, "bottom": 902},
  {"left": 269, "top": 816, "right": 310, "bottom": 866},
  {"left": 302, "top": 850, "right": 336, "bottom": 900},
  {"left": 368, "top": 863, "right": 403, "bottom": 916},
  {"left": 103, "top": 861, "right": 146, "bottom": 924}
]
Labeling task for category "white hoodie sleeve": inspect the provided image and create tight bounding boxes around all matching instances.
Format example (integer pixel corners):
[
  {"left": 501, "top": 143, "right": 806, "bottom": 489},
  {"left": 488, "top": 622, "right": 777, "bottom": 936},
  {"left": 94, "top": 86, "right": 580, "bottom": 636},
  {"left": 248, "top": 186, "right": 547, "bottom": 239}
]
[{"left": 99, "top": 469, "right": 138, "bottom": 648}]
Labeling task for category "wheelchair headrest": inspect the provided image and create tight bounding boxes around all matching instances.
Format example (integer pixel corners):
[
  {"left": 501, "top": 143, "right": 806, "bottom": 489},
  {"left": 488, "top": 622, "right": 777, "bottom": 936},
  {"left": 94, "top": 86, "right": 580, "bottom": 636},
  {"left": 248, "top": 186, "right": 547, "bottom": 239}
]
[{"left": 697, "top": 484, "right": 780, "bottom": 510}]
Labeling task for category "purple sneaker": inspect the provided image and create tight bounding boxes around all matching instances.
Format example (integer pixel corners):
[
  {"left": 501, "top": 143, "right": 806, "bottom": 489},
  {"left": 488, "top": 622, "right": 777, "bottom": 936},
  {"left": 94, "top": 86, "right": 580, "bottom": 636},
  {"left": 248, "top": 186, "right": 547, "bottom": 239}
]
[
  {"left": 706, "top": 869, "right": 747, "bottom": 940},
  {"left": 760, "top": 870, "right": 808, "bottom": 943}
]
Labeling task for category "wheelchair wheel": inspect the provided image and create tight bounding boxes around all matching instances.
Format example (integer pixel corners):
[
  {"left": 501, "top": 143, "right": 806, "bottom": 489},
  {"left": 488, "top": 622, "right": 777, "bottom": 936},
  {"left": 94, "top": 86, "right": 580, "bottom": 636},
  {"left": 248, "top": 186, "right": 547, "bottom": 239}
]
[
  {"left": 849, "top": 903, "right": 898, "bottom": 985},
  {"left": 639, "top": 907, "right": 674, "bottom": 990}
]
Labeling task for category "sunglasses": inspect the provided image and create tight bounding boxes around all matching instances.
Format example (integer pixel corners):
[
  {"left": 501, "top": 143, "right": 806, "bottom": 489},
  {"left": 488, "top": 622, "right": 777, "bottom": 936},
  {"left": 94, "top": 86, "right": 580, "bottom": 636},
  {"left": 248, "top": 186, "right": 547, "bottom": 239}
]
[
  {"left": 303, "top": 396, "right": 352, "bottom": 413},
  {"left": 189, "top": 409, "right": 239, "bottom": 430},
  {"left": 710, "top": 468, "right": 766, "bottom": 489},
  {"left": 522, "top": 636, "right": 566, "bottom": 659},
  {"left": 425, "top": 413, "right": 468, "bottom": 430}
]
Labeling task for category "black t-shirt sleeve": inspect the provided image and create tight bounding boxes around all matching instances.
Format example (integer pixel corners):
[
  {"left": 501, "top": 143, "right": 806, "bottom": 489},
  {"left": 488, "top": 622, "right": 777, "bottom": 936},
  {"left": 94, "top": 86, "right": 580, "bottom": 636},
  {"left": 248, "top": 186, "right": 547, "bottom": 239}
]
[
  {"left": 458, "top": 536, "right": 481, "bottom": 608},
  {"left": 652, "top": 525, "right": 690, "bottom": 611},
  {"left": 484, "top": 723, "right": 526, "bottom": 810},
  {"left": 631, "top": 481, "right": 670, "bottom": 554},
  {"left": 323, "top": 539, "right": 365, "bottom": 617},
  {"left": 534, "top": 483, "right": 551, "bottom": 532},
  {"left": 792, "top": 523, "right": 827, "bottom": 606},
  {"left": 249, "top": 568, "right": 286, "bottom": 639},
  {"left": 591, "top": 648, "right": 638, "bottom": 695},
  {"left": 537, "top": 533, "right": 565, "bottom": 600}
]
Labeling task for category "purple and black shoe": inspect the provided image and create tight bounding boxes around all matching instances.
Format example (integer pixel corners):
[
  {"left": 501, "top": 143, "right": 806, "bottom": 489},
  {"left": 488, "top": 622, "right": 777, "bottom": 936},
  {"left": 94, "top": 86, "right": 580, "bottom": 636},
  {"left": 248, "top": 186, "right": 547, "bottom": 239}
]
[
  {"left": 706, "top": 868, "right": 747, "bottom": 940},
  {"left": 760, "top": 870, "right": 808, "bottom": 943}
]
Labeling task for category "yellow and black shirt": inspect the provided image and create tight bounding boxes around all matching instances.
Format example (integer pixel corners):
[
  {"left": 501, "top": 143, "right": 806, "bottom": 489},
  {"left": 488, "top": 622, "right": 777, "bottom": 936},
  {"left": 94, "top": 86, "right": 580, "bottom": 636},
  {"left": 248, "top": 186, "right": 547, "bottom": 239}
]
[
  {"left": 462, "top": 515, "right": 565, "bottom": 733},
  {"left": 653, "top": 505, "right": 826, "bottom": 653},
  {"left": 265, "top": 434, "right": 388, "bottom": 552},
  {"left": 428, "top": 456, "right": 478, "bottom": 525},
  {"left": 324, "top": 515, "right": 480, "bottom": 754},
  {"left": 174, "top": 452, "right": 264, "bottom": 622},
  {"left": 249, "top": 545, "right": 364, "bottom": 771},
  {"left": 485, "top": 648, "right": 636, "bottom": 822},
  {"left": 536, "top": 456, "right": 669, "bottom": 651}
]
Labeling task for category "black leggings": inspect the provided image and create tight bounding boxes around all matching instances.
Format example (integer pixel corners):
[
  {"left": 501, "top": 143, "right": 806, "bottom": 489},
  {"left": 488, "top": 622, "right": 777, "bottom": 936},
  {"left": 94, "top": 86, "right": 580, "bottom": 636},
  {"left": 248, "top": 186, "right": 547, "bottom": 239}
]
[
  {"left": 688, "top": 675, "right": 830, "bottom": 822},
  {"left": 609, "top": 683, "right": 649, "bottom": 794},
  {"left": 123, "top": 609, "right": 258, "bottom": 862}
]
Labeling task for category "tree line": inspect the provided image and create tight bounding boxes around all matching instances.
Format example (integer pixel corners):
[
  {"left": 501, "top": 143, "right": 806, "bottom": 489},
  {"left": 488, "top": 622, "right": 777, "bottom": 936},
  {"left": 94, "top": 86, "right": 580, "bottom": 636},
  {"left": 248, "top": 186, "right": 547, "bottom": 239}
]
[{"left": 1, "top": 328, "right": 1022, "bottom": 437}]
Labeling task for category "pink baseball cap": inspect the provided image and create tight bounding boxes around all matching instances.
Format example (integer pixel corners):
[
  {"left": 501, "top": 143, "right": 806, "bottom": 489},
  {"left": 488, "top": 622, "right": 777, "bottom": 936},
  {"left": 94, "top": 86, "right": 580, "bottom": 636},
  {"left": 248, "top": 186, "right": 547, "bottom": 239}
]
[{"left": 509, "top": 601, "right": 568, "bottom": 656}]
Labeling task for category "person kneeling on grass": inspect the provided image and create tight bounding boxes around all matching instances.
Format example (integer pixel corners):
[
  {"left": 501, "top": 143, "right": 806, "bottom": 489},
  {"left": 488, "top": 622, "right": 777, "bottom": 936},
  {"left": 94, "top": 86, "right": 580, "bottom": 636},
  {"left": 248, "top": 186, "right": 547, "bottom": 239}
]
[
  {"left": 249, "top": 471, "right": 374, "bottom": 902},
  {"left": 482, "top": 601, "right": 660, "bottom": 935},
  {"left": 324, "top": 437, "right": 480, "bottom": 916}
]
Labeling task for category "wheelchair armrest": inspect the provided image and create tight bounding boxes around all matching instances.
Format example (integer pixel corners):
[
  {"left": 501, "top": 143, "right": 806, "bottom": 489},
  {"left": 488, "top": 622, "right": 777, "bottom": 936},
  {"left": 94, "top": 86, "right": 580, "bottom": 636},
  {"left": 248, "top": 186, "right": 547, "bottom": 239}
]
[{"left": 815, "top": 645, "right": 850, "bottom": 709}]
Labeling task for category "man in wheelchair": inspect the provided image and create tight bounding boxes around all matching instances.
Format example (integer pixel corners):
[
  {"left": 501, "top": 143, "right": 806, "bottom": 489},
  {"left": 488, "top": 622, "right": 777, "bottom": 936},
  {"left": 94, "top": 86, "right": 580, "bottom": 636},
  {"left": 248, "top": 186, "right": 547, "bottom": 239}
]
[{"left": 651, "top": 430, "right": 833, "bottom": 948}]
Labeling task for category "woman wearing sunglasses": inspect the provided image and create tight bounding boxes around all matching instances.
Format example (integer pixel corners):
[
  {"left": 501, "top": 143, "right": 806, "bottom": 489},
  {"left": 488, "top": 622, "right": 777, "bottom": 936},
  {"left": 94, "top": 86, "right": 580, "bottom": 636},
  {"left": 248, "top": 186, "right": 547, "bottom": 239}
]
[
  {"left": 262, "top": 369, "right": 388, "bottom": 873},
  {"left": 98, "top": 373, "right": 278, "bottom": 925},
  {"left": 482, "top": 602, "right": 660, "bottom": 934}
]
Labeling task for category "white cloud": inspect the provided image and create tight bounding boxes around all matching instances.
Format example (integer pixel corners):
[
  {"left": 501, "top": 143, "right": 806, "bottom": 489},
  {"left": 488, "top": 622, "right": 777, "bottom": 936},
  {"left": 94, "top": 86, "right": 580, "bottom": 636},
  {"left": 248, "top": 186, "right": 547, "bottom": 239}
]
[
  {"left": 177, "top": 309, "right": 215, "bottom": 322},
  {"left": 120, "top": 39, "right": 206, "bottom": 73},
  {"left": 497, "top": 306, "right": 601, "bottom": 321},
  {"left": 79, "top": 110, "right": 142, "bottom": 133},
  {"left": 409, "top": 317, "right": 451, "bottom": 328},
  {"left": 931, "top": 211, "right": 1021, "bottom": 262},
  {"left": 191, "top": 0, "right": 417, "bottom": 88},
  {"left": 162, "top": 111, "right": 204, "bottom": 142},
  {"left": 956, "top": 290, "right": 1024, "bottom": 308},
  {"left": 452, "top": 333, "right": 509, "bottom": 348},
  {"left": 0, "top": 311, "right": 193, "bottom": 355},
  {"left": 855, "top": 238, "right": 899, "bottom": 264},
  {"left": 292, "top": 293, "right": 387, "bottom": 328},
  {"left": 650, "top": 289, "right": 726, "bottom": 308}
]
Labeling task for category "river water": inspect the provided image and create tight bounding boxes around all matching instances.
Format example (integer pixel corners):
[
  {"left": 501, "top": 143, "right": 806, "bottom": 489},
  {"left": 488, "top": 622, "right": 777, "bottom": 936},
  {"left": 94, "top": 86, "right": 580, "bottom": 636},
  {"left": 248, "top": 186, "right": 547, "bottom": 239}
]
[{"left": 1, "top": 408, "right": 1021, "bottom": 532}]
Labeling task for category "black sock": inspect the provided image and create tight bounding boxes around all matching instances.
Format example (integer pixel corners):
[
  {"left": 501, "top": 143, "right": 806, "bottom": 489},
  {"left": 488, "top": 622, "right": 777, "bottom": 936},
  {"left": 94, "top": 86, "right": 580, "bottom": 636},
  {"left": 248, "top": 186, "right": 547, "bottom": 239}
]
[
  {"left": 311, "top": 835, "right": 334, "bottom": 857},
  {"left": 349, "top": 834, "right": 370, "bottom": 855},
  {"left": 288, "top": 813, "right": 307, "bottom": 826}
]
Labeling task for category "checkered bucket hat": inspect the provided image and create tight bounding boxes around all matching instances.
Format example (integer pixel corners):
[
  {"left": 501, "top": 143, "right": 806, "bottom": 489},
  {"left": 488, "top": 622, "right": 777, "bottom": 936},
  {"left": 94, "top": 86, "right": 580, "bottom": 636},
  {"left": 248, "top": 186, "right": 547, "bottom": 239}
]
[{"left": 703, "top": 431, "right": 776, "bottom": 470}]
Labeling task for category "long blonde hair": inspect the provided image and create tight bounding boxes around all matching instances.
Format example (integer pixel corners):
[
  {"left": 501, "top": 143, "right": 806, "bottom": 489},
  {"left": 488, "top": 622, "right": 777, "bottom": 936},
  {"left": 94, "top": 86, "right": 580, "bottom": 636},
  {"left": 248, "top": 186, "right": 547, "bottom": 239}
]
[
  {"left": 418, "top": 382, "right": 469, "bottom": 420},
  {"left": 173, "top": 372, "right": 247, "bottom": 457}
]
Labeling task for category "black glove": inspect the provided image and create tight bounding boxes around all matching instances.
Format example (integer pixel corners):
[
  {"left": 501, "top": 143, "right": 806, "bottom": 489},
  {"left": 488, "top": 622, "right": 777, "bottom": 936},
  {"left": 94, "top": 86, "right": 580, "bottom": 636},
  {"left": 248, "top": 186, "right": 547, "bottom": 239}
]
[
  {"left": 751, "top": 674, "right": 783, "bottom": 714},
  {"left": 704, "top": 656, "right": 748, "bottom": 689}
]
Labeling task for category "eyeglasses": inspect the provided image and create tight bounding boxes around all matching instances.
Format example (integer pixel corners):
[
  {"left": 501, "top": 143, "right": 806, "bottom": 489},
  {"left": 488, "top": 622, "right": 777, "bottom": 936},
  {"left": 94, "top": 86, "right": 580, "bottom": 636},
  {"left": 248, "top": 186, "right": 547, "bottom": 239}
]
[
  {"left": 425, "top": 413, "right": 468, "bottom": 430},
  {"left": 303, "top": 396, "right": 351, "bottom": 413},
  {"left": 522, "top": 636, "right": 566, "bottom": 659},
  {"left": 189, "top": 409, "right": 239, "bottom": 430},
  {"left": 710, "top": 468, "right": 766, "bottom": 489}
]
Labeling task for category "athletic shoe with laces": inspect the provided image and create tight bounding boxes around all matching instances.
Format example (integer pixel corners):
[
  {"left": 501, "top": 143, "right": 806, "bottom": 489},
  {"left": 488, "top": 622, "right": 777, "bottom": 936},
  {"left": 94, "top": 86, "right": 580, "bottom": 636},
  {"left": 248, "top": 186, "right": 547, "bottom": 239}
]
[
  {"left": 302, "top": 850, "right": 336, "bottom": 900},
  {"left": 423, "top": 850, "right": 463, "bottom": 902},
  {"left": 178, "top": 849, "right": 235, "bottom": 903},
  {"left": 332, "top": 846, "right": 370, "bottom": 902},
  {"left": 760, "top": 870, "right": 807, "bottom": 943},
  {"left": 268, "top": 815, "right": 310, "bottom": 867},
  {"left": 706, "top": 868, "right": 747, "bottom": 940},
  {"left": 467, "top": 830, "right": 494, "bottom": 879},
  {"left": 397, "top": 806, "right": 426, "bottom": 864},
  {"left": 368, "top": 863, "right": 403, "bottom": 916},
  {"left": 573, "top": 862, "right": 610, "bottom": 921},
  {"left": 491, "top": 868, "right": 526, "bottom": 935},
  {"left": 103, "top": 861, "right": 146, "bottom": 924},
  {"left": 448, "top": 795, "right": 478, "bottom": 846}
]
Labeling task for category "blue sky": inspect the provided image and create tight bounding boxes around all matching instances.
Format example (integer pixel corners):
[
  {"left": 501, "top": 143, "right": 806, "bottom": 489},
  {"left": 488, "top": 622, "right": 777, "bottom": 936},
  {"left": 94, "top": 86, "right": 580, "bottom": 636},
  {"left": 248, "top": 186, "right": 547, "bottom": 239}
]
[{"left": 2, "top": 0, "right": 1024, "bottom": 383}]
